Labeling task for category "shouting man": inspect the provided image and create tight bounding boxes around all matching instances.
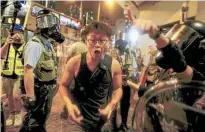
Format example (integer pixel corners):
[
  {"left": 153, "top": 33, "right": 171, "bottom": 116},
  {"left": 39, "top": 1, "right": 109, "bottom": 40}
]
[{"left": 59, "top": 21, "right": 122, "bottom": 132}]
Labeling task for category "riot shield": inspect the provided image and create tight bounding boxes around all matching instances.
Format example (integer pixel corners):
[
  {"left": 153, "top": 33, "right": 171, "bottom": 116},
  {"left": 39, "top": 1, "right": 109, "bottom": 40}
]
[{"left": 135, "top": 79, "right": 205, "bottom": 132}]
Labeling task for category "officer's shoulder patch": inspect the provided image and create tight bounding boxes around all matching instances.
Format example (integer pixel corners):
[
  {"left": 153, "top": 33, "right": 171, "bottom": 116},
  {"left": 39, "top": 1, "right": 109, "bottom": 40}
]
[{"left": 31, "top": 39, "right": 40, "bottom": 43}]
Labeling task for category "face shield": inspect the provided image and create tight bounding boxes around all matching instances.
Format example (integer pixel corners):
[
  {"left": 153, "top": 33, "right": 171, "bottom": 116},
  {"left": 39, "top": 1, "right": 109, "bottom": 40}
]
[
  {"left": 36, "top": 12, "right": 65, "bottom": 43},
  {"left": 165, "top": 24, "right": 202, "bottom": 51},
  {"left": 36, "top": 14, "right": 59, "bottom": 29}
]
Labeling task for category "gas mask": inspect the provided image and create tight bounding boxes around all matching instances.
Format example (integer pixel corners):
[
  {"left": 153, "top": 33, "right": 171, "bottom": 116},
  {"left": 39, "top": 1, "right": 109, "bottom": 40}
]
[
  {"left": 13, "top": 43, "right": 22, "bottom": 49},
  {"left": 11, "top": 33, "right": 24, "bottom": 49},
  {"left": 36, "top": 10, "right": 65, "bottom": 43}
]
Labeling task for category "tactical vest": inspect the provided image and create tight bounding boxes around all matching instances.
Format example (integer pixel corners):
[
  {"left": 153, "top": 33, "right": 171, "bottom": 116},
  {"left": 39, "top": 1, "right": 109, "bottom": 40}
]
[
  {"left": 73, "top": 52, "right": 112, "bottom": 129},
  {"left": 29, "top": 36, "right": 57, "bottom": 82},
  {"left": 1, "top": 44, "right": 24, "bottom": 76}
]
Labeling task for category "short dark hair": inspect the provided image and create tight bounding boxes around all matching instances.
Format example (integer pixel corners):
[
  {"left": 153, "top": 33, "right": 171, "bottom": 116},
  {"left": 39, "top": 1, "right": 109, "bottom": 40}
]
[{"left": 81, "top": 21, "right": 112, "bottom": 43}]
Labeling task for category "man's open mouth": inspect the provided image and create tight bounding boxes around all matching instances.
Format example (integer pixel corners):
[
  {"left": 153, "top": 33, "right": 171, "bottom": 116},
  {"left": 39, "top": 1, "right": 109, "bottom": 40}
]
[{"left": 94, "top": 50, "right": 101, "bottom": 54}]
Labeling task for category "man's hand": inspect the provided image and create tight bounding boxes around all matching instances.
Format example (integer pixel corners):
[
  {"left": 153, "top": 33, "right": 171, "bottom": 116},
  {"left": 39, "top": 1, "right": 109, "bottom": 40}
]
[
  {"left": 132, "top": 19, "right": 159, "bottom": 37},
  {"left": 5, "top": 36, "right": 13, "bottom": 45},
  {"left": 12, "top": 33, "right": 24, "bottom": 44},
  {"left": 127, "top": 9, "right": 170, "bottom": 49},
  {"left": 127, "top": 9, "right": 158, "bottom": 37},
  {"left": 67, "top": 104, "right": 83, "bottom": 124},
  {"left": 98, "top": 104, "right": 113, "bottom": 121}
]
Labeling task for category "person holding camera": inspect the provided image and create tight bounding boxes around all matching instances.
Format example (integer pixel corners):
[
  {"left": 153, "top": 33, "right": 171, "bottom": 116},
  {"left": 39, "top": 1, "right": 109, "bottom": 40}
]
[{"left": 1, "top": 24, "right": 24, "bottom": 127}]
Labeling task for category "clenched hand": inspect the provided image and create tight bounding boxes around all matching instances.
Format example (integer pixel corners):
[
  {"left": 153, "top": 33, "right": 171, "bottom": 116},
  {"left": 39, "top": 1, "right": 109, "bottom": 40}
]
[{"left": 67, "top": 104, "right": 83, "bottom": 124}]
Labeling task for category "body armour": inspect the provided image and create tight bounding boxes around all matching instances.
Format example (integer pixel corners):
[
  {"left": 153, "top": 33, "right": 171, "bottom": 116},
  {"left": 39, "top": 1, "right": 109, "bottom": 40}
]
[
  {"left": 1, "top": 44, "right": 24, "bottom": 76},
  {"left": 72, "top": 52, "right": 112, "bottom": 129},
  {"left": 27, "top": 36, "right": 57, "bottom": 82}
]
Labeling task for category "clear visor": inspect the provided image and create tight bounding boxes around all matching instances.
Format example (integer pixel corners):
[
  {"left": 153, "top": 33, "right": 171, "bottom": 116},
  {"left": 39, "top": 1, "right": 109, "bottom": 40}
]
[
  {"left": 135, "top": 80, "right": 205, "bottom": 132},
  {"left": 165, "top": 24, "right": 200, "bottom": 51},
  {"left": 36, "top": 14, "right": 59, "bottom": 29}
]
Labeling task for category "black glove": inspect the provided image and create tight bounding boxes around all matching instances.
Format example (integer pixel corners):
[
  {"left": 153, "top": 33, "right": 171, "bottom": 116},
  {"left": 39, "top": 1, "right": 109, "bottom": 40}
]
[
  {"left": 122, "top": 75, "right": 129, "bottom": 82},
  {"left": 138, "top": 86, "right": 148, "bottom": 97},
  {"left": 155, "top": 52, "right": 172, "bottom": 70},
  {"left": 157, "top": 41, "right": 187, "bottom": 73},
  {"left": 21, "top": 96, "right": 36, "bottom": 111}
]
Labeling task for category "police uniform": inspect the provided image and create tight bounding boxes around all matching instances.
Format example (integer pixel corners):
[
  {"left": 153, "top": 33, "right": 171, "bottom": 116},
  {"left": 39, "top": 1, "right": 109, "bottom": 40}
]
[
  {"left": 20, "top": 35, "right": 57, "bottom": 132},
  {"left": 137, "top": 20, "right": 205, "bottom": 132}
]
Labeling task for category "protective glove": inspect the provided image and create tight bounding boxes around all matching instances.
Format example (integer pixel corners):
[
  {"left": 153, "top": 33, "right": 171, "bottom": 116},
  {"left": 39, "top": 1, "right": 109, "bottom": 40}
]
[
  {"left": 155, "top": 52, "right": 172, "bottom": 70},
  {"left": 138, "top": 86, "right": 148, "bottom": 97},
  {"left": 21, "top": 96, "right": 36, "bottom": 111},
  {"left": 157, "top": 41, "right": 187, "bottom": 73}
]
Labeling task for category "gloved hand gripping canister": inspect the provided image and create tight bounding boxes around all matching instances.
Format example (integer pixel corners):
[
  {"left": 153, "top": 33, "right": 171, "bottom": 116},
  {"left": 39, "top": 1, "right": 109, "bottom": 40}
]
[
  {"left": 21, "top": 96, "right": 36, "bottom": 111},
  {"left": 156, "top": 40, "right": 187, "bottom": 73}
]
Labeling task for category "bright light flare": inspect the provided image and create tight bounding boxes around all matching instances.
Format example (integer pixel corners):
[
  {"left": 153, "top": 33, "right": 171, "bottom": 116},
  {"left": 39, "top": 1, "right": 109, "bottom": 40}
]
[
  {"left": 128, "top": 27, "right": 139, "bottom": 44},
  {"left": 107, "top": 0, "right": 113, "bottom": 4},
  {"left": 107, "top": 0, "right": 114, "bottom": 7}
]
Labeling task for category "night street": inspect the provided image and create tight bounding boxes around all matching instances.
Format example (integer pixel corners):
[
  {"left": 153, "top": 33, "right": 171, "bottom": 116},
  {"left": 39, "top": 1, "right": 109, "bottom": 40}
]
[{"left": 3, "top": 93, "right": 137, "bottom": 132}]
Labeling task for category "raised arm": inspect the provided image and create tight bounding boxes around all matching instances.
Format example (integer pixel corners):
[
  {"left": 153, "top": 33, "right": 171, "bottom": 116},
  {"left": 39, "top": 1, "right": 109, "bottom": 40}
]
[
  {"left": 59, "top": 56, "right": 76, "bottom": 105},
  {"left": 109, "top": 59, "right": 123, "bottom": 108},
  {"left": 132, "top": 19, "right": 204, "bottom": 81}
]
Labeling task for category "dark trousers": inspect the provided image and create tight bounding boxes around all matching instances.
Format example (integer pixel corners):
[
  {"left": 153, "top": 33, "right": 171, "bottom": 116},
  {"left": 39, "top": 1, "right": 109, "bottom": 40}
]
[
  {"left": 111, "top": 85, "right": 131, "bottom": 130},
  {"left": 62, "top": 119, "right": 103, "bottom": 132},
  {"left": 20, "top": 84, "right": 55, "bottom": 132},
  {"left": 1, "top": 103, "right": 5, "bottom": 132}
]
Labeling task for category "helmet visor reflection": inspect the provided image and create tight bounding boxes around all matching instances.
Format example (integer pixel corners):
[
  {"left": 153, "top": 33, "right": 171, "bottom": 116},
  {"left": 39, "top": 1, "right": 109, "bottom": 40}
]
[
  {"left": 165, "top": 24, "right": 200, "bottom": 51},
  {"left": 36, "top": 14, "right": 59, "bottom": 29}
]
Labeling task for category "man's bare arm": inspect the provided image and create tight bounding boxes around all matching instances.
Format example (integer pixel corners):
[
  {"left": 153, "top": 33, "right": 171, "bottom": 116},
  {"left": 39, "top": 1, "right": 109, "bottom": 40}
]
[
  {"left": 108, "top": 59, "right": 123, "bottom": 110},
  {"left": 24, "top": 65, "right": 35, "bottom": 98},
  {"left": 59, "top": 55, "right": 83, "bottom": 124},
  {"left": 133, "top": 19, "right": 195, "bottom": 81},
  {"left": 127, "top": 80, "right": 140, "bottom": 91},
  {"left": 1, "top": 43, "right": 10, "bottom": 57},
  {"left": 59, "top": 56, "right": 76, "bottom": 106}
]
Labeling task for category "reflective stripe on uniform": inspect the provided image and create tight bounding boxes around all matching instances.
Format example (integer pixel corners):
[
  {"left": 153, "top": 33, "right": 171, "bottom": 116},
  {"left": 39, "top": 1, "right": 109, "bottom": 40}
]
[{"left": 16, "top": 66, "right": 24, "bottom": 69}]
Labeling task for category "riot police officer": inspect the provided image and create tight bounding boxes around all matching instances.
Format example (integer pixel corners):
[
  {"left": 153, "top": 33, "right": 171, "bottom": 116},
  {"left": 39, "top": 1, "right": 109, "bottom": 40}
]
[
  {"left": 132, "top": 20, "right": 205, "bottom": 96},
  {"left": 130, "top": 19, "right": 205, "bottom": 132},
  {"left": 20, "top": 9, "right": 65, "bottom": 132}
]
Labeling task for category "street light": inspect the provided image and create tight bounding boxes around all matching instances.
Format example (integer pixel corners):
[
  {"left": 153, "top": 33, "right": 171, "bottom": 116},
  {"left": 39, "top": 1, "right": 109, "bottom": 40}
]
[
  {"left": 97, "top": 0, "right": 114, "bottom": 21},
  {"left": 97, "top": 1, "right": 101, "bottom": 21},
  {"left": 107, "top": 0, "right": 113, "bottom": 5}
]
